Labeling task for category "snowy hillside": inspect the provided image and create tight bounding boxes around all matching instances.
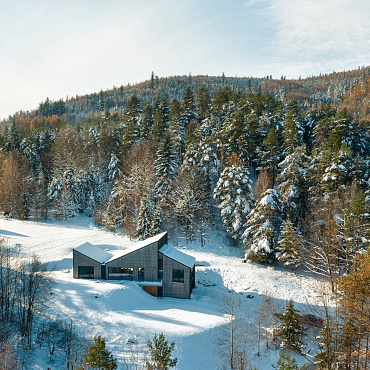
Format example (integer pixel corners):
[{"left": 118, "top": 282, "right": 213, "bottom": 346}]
[{"left": 0, "top": 216, "right": 326, "bottom": 369}]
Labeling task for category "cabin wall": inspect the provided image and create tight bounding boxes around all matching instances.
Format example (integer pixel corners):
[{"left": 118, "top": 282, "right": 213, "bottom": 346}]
[
  {"left": 105, "top": 242, "right": 159, "bottom": 281},
  {"left": 73, "top": 250, "right": 102, "bottom": 279},
  {"left": 162, "top": 255, "right": 193, "bottom": 299}
]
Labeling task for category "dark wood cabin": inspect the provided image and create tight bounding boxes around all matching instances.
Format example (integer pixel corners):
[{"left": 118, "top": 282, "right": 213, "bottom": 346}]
[{"left": 73, "top": 232, "right": 195, "bottom": 299}]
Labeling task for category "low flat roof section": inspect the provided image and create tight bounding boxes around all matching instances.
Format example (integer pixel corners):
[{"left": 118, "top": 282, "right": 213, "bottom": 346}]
[
  {"left": 74, "top": 243, "right": 112, "bottom": 264},
  {"left": 159, "top": 245, "right": 196, "bottom": 268},
  {"left": 136, "top": 281, "right": 163, "bottom": 287}
]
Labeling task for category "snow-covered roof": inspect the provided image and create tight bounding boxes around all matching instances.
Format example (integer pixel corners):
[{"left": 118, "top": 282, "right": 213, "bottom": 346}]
[
  {"left": 74, "top": 242, "right": 112, "bottom": 264},
  {"left": 74, "top": 232, "right": 168, "bottom": 264},
  {"left": 159, "top": 244, "right": 196, "bottom": 268},
  {"left": 106, "top": 232, "right": 167, "bottom": 263}
]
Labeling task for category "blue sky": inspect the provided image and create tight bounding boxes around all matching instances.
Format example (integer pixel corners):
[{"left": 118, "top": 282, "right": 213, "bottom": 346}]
[{"left": 1, "top": 0, "right": 369, "bottom": 119}]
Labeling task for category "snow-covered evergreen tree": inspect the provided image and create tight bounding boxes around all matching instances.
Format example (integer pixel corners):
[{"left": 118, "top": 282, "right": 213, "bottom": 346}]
[
  {"left": 63, "top": 162, "right": 79, "bottom": 209},
  {"left": 282, "top": 102, "right": 304, "bottom": 155},
  {"left": 181, "top": 86, "right": 198, "bottom": 127},
  {"left": 154, "top": 134, "right": 178, "bottom": 201},
  {"left": 277, "top": 145, "right": 309, "bottom": 225},
  {"left": 159, "top": 96, "right": 170, "bottom": 126},
  {"left": 213, "top": 153, "right": 253, "bottom": 241},
  {"left": 258, "top": 127, "right": 281, "bottom": 186},
  {"left": 172, "top": 177, "right": 202, "bottom": 241},
  {"left": 152, "top": 107, "right": 166, "bottom": 139},
  {"left": 54, "top": 188, "right": 77, "bottom": 219},
  {"left": 243, "top": 188, "right": 283, "bottom": 264},
  {"left": 277, "top": 299, "right": 304, "bottom": 353},
  {"left": 135, "top": 194, "right": 153, "bottom": 239},
  {"left": 168, "top": 98, "right": 185, "bottom": 156},
  {"left": 182, "top": 133, "right": 220, "bottom": 221},
  {"left": 319, "top": 143, "right": 353, "bottom": 194},
  {"left": 108, "top": 154, "right": 120, "bottom": 182},
  {"left": 140, "top": 101, "right": 154, "bottom": 140},
  {"left": 277, "top": 219, "right": 302, "bottom": 274},
  {"left": 150, "top": 203, "right": 163, "bottom": 236}
]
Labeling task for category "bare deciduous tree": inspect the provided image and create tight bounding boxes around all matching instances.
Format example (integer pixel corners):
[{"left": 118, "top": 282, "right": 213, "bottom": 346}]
[
  {"left": 218, "top": 292, "right": 250, "bottom": 369},
  {"left": 0, "top": 150, "right": 30, "bottom": 219}
]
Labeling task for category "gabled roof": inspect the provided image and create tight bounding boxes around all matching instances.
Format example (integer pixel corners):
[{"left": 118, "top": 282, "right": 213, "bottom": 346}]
[
  {"left": 159, "top": 244, "right": 196, "bottom": 268},
  {"left": 106, "top": 232, "right": 167, "bottom": 263},
  {"left": 74, "top": 232, "right": 168, "bottom": 264},
  {"left": 74, "top": 242, "right": 112, "bottom": 264}
]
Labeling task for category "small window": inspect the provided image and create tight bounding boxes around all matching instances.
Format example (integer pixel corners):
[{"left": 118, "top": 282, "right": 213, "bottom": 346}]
[
  {"left": 158, "top": 255, "right": 163, "bottom": 280},
  {"left": 158, "top": 255, "right": 163, "bottom": 270},
  {"left": 138, "top": 267, "right": 145, "bottom": 281},
  {"left": 172, "top": 269, "right": 184, "bottom": 283}
]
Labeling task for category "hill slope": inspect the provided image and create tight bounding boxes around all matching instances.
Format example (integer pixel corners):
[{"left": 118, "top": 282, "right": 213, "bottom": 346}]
[
  {"left": 0, "top": 216, "right": 326, "bottom": 369},
  {"left": 3, "top": 66, "right": 370, "bottom": 125}
]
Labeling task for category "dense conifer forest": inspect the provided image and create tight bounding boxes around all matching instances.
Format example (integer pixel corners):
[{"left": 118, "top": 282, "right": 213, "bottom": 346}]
[
  {"left": 0, "top": 67, "right": 369, "bottom": 368},
  {"left": 1, "top": 68, "right": 369, "bottom": 263}
]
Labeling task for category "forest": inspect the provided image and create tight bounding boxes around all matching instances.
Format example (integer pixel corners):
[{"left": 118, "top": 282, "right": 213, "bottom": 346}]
[{"left": 0, "top": 67, "right": 369, "bottom": 368}]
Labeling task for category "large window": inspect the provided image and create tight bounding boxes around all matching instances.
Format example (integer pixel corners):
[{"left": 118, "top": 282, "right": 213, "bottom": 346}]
[
  {"left": 78, "top": 266, "right": 94, "bottom": 279},
  {"left": 172, "top": 269, "right": 184, "bottom": 283},
  {"left": 108, "top": 267, "right": 133, "bottom": 280}
]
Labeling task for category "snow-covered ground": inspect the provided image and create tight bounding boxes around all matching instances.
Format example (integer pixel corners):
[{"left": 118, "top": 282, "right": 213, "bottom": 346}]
[{"left": 0, "top": 216, "right": 326, "bottom": 369}]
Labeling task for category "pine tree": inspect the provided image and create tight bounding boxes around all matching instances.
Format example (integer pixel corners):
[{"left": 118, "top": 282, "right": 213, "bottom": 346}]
[
  {"left": 150, "top": 203, "right": 163, "bottom": 236},
  {"left": 120, "top": 95, "right": 141, "bottom": 153},
  {"left": 277, "top": 300, "right": 304, "bottom": 353},
  {"left": 54, "top": 188, "right": 77, "bottom": 220},
  {"left": 258, "top": 127, "right": 280, "bottom": 186},
  {"left": 168, "top": 98, "right": 185, "bottom": 157},
  {"left": 172, "top": 174, "right": 202, "bottom": 242},
  {"left": 82, "top": 335, "right": 117, "bottom": 370},
  {"left": 150, "top": 71, "right": 155, "bottom": 90},
  {"left": 181, "top": 86, "right": 198, "bottom": 127},
  {"left": 154, "top": 134, "right": 178, "bottom": 201},
  {"left": 6, "top": 121, "right": 20, "bottom": 151},
  {"left": 152, "top": 107, "right": 166, "bottom": 139},
  {"left": 182, "top": 135, "right": 220, "bottom": 221},
  {"left": 120, "top": 121, "right": 140, "bottom": 155},
  {"left": 160, "top": 96, "right": 170, "bottom": 126},
  {"left": 99, "top": 91, "right": 105, "bottom": 112},
  {"left": 342, "top": 189, "right": 370, "bottom": 272},
  {"left": 197, "top": 86, "right": 211, "bottom": 121},
  {"left": 318, "top": 143, "right": 353, "bottom": 194},
  {"left": 282, "top": 102, "right": 303, "bottom": 155},
  {"left": 213, "top": 153, "right": 254, "bottom": 241},
  {"left": 243, "top": 188, "right": 283, "bottom": 264},
  {"left": 125, "top": 95, "right": 141, "bottom": 127},
  {"left": 312, "top": 104, "right": 337, "bottom": 148},
  {"left": 63, "top": 162, "right": 80, "bottom": 210},
  {"left": 135, "top": 194, "right": 153, "bottom": 239},
  {"left": 141, "top": 101, "right": 154, "bottom": 140},
  {"left": 146, "top": 333, "right": 177, "bottom": 370},
  {"left": 277, "top": 219, "right": 302, "bottom": 274},
  {"left": 272, "top": 350, "right": 299, "bottom": 370},
  {"left": 277, "top": 145, "right": 309, "bottom": 225}
]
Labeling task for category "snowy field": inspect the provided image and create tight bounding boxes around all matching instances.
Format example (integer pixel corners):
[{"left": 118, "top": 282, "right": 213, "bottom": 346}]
[{"left": 0, "top": 216, "right": 326, "bottom": 369}]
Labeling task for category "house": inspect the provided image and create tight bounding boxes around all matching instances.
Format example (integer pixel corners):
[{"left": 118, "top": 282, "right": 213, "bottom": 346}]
[{"left": 73, "top": 232, "right": 195, "bottom": 299}]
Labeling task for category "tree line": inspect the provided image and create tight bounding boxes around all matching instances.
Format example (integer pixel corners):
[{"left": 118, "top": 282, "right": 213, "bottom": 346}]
[{"left": 0, "top": 83, "right": 369, "bottom": 278}]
